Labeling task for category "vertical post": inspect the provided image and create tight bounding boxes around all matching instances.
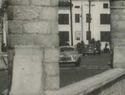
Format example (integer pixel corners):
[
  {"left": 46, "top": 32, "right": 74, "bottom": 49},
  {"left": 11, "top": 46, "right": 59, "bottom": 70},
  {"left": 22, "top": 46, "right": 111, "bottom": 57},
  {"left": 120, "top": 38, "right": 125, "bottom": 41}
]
[
  {"left": 88, "top": 0, "right": 91, "bottom": 43},
  {"left": 2, "top": 12, "right": 8, "bottom": 47},
  {"left": 70, "top": 0, "right": 73, "bottom": 46},
  {"left": 81, "top": 4, "right": 84, "bottom": 41}
]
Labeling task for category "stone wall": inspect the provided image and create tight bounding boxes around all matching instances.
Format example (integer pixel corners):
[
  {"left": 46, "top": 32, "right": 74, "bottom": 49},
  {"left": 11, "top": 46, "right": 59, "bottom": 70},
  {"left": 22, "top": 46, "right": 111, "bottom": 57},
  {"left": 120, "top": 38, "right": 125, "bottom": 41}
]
[
  {"left": 111, "top": 0, "right": 125, "bottom": 68},
  {"left": 8, "top": 0, "right": 59, "bottom": 95}
]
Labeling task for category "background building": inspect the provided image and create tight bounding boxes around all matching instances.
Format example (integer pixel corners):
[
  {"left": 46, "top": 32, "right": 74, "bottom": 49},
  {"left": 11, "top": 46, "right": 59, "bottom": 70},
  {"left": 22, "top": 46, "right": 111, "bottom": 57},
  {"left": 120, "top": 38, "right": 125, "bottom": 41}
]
[
  {"left": 58, "top": 0, "right": 110, "bottom": 50},
  {"left": 58, "top": 0, "right": 71, "bottom": 46}
]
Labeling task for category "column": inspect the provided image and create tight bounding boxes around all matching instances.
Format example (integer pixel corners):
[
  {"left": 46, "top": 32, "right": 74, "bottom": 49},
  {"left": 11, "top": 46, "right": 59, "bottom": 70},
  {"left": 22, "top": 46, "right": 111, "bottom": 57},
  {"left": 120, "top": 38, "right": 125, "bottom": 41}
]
[
  {"left": 111, "top": 0, "right": 125, "bottom": 68},
  {"left": 8, "top": 0, "right": 59, "bottom": 95}
]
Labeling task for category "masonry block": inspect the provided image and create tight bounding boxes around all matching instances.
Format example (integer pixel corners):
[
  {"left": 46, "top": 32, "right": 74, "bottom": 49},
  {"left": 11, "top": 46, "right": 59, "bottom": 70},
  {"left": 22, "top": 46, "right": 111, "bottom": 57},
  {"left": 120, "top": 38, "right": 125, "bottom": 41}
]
[
  {"left": 44, "top": 48, "right": 59, "bottom": 63},
  {"left": 9, "top": 0, "right": 30, "bottom": 5},
  {"left": 8, "top": 34, "right": 59, "bottom": 47},
  {"left": 50, "top": 21, "right": 58, "bottom": 34},
  {"left": 50, "top": 0, "right": 59, "bottom": 6},
  {"left": 31, "top": 0, "right": 50, "bottom": 6},
  {"left": 8, "top": 20, "right": 58, "bottom": 34},
  {"left": 8, "top": 6, "right": 41, "bottom": 20},
  {"left": 112, "top": 32, "right": 125, "bottom": 40},
  {"left": 113, "top": 47, "right": 125, "bottom": 68},
  {"left": 10, "top": 46, "right": 44, "bottom": 95},
  {"left": 23, "top": 21, "right": 50, "bottom": 34},
  {"left": 113, "top": 21, "right": 125, "bottom": 31},
  {"left": 45, "top": 75, "right": 59, "bottom": 90},
  {"left": 40, "top": 7, "right": 58, "bottom": 20},
  {"left": 31, "top": 0, "right": 58, "bottom": 6},
  {"left": 8, "top": 20, "right": 23, "bottom": 34},
  {"left": 45, "top": 62, "right": 59, "bottom": 76},
  {"left": 111, "top": 1, "right": 125, "bottom": 7}
]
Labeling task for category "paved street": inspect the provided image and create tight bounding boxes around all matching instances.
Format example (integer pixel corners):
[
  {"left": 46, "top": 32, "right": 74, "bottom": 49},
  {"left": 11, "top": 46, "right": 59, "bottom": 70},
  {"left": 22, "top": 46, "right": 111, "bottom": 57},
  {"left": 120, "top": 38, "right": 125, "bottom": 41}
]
[{"left": 60, "top": 54, "right": 112, "bottom": 87}]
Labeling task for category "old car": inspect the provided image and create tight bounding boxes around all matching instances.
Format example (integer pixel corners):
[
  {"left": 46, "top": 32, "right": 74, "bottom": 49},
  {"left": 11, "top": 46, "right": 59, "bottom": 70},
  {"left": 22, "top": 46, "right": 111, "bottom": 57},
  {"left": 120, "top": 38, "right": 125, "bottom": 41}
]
[
  {"left": 59, "top": 46, "right": 82, "bottom": 66},
  {"left": 83, "top": 44, "right": 101, "bottom": 55},
  {"left": 83, "top": 45, "right": 95, "bottom": 55}
]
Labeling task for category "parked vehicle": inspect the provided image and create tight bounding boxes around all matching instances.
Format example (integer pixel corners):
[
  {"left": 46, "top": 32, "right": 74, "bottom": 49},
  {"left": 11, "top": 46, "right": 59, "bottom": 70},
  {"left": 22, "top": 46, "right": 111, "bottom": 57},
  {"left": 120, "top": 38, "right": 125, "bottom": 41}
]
[
  {"left": 94, "top": 47, "right": 101, "bottom": 54},
  {"left": 83, "top": 45, "right": 94, "bottom": 55},
  {"left": 83, "top": 45, "right": 100, "bottom": 55},
  {"left": 59, "top": 46, "right": 82, "bottom": 66}
]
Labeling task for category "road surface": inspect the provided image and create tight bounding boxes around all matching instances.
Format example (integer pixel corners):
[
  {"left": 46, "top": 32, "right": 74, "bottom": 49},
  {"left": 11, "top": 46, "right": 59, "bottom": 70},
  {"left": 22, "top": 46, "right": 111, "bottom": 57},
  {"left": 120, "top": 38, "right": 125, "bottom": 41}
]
[{"left": 60, "top": 54, "right": 112, "bottom": 87}]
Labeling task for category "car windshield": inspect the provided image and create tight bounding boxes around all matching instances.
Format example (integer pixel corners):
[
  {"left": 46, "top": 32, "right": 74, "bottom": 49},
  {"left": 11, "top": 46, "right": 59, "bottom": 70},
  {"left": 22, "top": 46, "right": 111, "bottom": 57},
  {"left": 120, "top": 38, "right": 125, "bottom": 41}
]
[{"left": 60, "top": 47, "right": 75, "bottom": 52}]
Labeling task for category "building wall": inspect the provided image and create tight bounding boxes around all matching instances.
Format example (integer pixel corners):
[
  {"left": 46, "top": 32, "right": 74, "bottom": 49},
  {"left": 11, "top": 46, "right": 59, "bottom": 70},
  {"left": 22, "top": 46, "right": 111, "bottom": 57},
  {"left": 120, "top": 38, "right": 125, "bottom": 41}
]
[
  {"left": 58, "top": 7, "right": 71, "bottom": 45},
  {"left": 73, "top": 0, "right": 110, "bottom": 49},
  {"left": 72, "top": 1, "right": 82, "bottom": 45},
  {"left": 58, "top": 0, "right": 110, "bottom": 50}
]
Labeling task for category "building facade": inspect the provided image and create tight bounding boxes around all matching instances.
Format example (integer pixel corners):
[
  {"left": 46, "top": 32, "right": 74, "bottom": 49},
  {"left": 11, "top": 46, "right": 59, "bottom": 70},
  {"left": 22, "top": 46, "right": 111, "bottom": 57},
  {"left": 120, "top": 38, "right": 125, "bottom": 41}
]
[{"left": 58, "top": 0, "right": 110, "bottom": 50}]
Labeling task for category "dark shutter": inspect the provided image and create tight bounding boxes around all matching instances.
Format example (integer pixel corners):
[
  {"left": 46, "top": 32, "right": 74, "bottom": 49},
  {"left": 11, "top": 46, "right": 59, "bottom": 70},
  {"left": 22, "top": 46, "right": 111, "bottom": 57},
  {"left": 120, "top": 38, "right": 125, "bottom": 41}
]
[
  {"left": 58, "top": 14, "right": 69, "bottom": 24},
  {"left": 101, "top": 31, "right": 110, "bottom": 42},
  {"left": 75, "top": 14, "right": 80, "bottom": 23},
  {"left": 100, "top": 14, "right": 110, "bottom": 24}
]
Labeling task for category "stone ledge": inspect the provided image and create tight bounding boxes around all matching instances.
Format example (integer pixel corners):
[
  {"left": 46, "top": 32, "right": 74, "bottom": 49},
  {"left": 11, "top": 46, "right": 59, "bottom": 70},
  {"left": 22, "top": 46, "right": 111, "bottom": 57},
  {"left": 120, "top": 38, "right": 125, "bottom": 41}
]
[{"left": 45, "top": 68, "right": 125, "bottom": 95}]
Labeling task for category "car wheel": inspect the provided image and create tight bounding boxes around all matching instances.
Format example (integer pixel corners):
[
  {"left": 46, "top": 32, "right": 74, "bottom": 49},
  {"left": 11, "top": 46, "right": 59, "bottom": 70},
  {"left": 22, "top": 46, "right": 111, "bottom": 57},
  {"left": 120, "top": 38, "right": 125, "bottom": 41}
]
[{"left": 75, "top": 58, "right": 81, "bottom": 66}]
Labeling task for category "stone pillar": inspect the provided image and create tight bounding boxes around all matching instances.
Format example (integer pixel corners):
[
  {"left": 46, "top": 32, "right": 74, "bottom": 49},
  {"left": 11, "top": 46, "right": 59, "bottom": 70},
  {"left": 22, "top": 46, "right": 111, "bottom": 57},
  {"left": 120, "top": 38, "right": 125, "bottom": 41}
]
[
  {"left": 111, "top": 0, "right": 125, "bottom": 68},
  {"left": 8, "top": 0, "right": 59, "bottom": 95}
]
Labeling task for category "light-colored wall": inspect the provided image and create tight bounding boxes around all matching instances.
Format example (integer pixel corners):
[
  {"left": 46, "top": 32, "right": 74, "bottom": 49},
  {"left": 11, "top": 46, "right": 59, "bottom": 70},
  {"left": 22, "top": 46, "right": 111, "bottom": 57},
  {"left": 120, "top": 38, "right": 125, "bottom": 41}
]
[
  {"left": 58, "top": 8, "right": 72, "bottom": 45},
  {"left": 58, "top": 0, "right": 110, "bottom": 49},
  {"left": 72, "top": 0, "right": 110, "bottom": 49},
  {"left": 72, "top": 2, "right": 82, "bottom": 45}
]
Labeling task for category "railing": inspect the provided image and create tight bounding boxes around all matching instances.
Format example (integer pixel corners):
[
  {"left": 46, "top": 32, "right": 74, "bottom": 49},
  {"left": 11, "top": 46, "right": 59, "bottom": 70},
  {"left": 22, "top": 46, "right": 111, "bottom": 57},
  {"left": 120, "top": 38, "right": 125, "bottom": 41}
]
[{"left": 46, "top": 68, "right": 125, "bottom": 95}]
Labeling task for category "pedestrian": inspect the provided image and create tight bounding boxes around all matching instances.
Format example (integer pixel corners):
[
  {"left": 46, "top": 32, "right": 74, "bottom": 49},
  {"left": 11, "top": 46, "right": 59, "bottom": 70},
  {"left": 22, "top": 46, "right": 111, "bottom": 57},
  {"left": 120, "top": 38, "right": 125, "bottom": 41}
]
[
  {"left": 76, "top": 42, "right": 81, "bottom": 53},
  {"left": 76, "top": 41, "right": 85, "bottom": 54},
  {"left": 96, "top": 40, "right": 101, "bottom": 54},
  {"left": 104, "top": 43, "right": 110, "bottom": 53}
]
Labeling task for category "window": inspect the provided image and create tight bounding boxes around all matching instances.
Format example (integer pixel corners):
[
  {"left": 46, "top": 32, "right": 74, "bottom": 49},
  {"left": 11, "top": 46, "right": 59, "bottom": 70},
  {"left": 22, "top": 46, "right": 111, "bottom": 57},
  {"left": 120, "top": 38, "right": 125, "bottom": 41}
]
[
  {"left": 75, "top": 32, "right": 81, "bottom": 40},
  {"left": 58, "top": 1, "right": 71, "bottom": 7},
  {"left": 59, "top": 31, "right": 69, "bottom": 46},
  {"left": 75, "top": 14, "right": 80, "bottom": 23},
  {"left": 103, "top": 3, "right": 108, "bottom": 8},
  {"left": 58, "top": 14, "right": 69, "bottom": 24},
  {"left": 75, "top": 6, "right": 80, "bottom": 8},
  {"left": 86, "top": 14, "right": 91, "bottom": 23},
  {"left": 101, "top": 31, "right": 110, "bottom": 42},
  {"left": 100, "top": 14, "right": 110, "bottom": 24},
  {"left": 86, "top": 31, "right": 91, "bottom": 40}
]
